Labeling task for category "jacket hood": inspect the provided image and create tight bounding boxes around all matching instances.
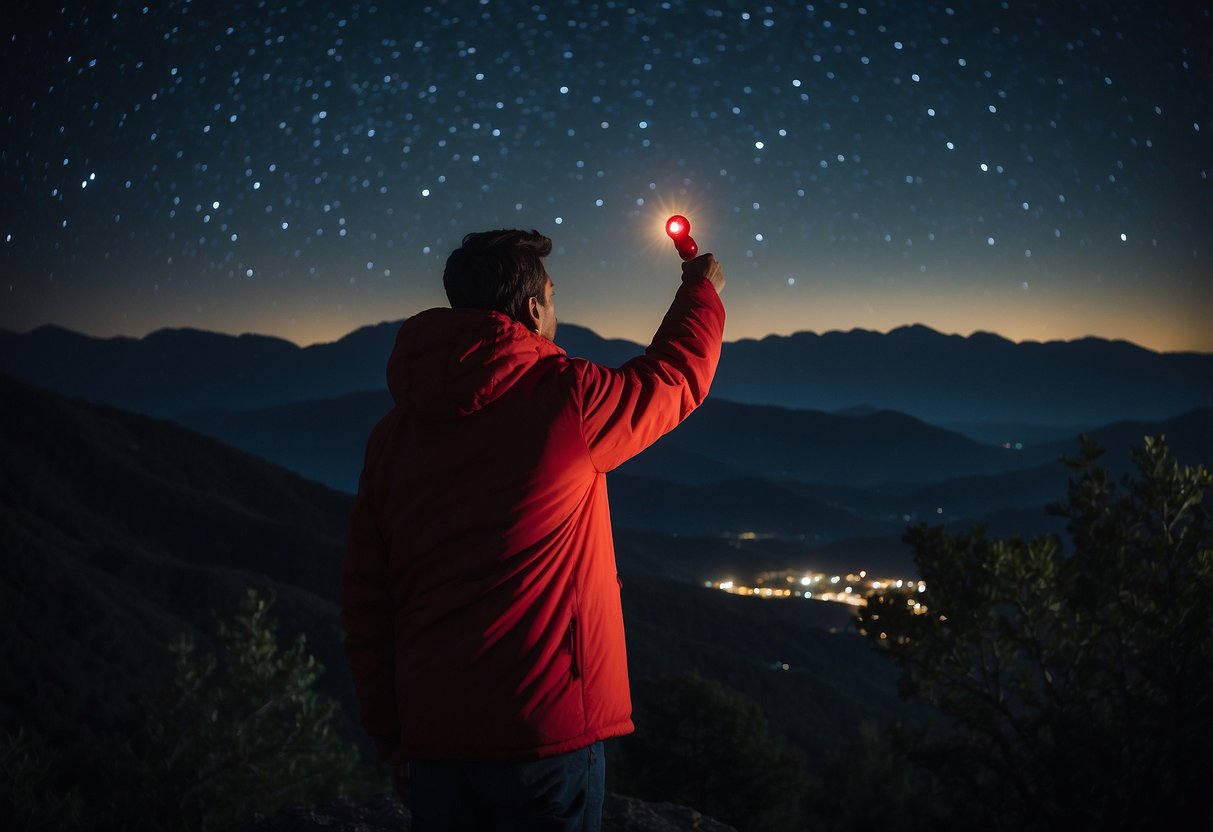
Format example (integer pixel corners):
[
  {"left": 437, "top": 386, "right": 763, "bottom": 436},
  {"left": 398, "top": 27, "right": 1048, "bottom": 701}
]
[{"left": 387, "top": 307, "right": 566, "bottom": 419}]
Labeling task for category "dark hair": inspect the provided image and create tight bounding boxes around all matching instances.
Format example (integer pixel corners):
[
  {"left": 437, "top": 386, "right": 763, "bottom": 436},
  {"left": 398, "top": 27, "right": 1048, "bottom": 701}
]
[{"left": 442, "top": 229, "right": 552, "bottom": 323}]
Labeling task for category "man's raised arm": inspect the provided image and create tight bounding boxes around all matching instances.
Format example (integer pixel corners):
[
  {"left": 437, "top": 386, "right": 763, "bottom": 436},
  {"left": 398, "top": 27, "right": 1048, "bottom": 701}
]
[{"left": 574, "top": 253, "right": 726, "bottom": 473}]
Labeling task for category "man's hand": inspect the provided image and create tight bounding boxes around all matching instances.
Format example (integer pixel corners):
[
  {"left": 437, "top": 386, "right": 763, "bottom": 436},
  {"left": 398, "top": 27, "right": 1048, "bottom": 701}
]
[{"left": 682, "top": 253, "right": 726, "bottom": 295}]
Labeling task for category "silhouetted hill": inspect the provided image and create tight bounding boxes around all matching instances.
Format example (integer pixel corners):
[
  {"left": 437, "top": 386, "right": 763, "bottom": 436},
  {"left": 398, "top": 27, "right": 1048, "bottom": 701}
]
[
  {"left": 176, "top": 394, "right": 1061, "bottom": 496},
  {"left": 172, "top": 385, "right": 1210, "bottom": 558},
  {"left": 613, "top": 408, "right": 1211, "bottom": 569},
  {"left": 1032, "top": 409, "right": 1213, "bottom": 472},
  {"left": 0, "top": 372, "right": 358, "bottom": 746},
  {"left": 182, "top": 390, "right": 395, "bottom": 490},
  {"left": 3, "top": 321, "right": 1208, "bottom": 426},
  {"left": 608, "top": 474, "right": 871, "bottom": 540},
  {"left": 0, "top": 322, "right": 398, "bottom": 416},
  {"left": 618, "top": 575, "right": 909, "bottom": 756},
  {"left": 653, "top": 399, "right": 1043, "bottom": 485},
  {"left": 557, "top": 323, "right": 653, "bottom": 369},
  {"left": 610, "top": 530, "right": 809, "bottom": 584},
  {"left": 713, "top": 325, "right": 1213, "bottom": 425}
]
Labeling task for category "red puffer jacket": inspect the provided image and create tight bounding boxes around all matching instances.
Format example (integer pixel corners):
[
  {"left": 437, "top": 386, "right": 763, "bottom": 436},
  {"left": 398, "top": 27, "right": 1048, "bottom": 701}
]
[{"left": 340, "top": 273, "right": 725, "bottom": 761}]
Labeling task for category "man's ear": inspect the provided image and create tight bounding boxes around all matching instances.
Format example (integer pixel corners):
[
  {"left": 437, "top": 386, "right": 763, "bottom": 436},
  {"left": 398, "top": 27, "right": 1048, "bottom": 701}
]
[{"left": 525, "top": 295, "right": 542, "bottom": 331}]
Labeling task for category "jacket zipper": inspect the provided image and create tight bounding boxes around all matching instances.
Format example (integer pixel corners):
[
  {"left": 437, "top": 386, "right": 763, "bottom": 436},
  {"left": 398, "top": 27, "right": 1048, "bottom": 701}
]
[{"left": 567, "top": 617, "right": 580, "bottom": 680}]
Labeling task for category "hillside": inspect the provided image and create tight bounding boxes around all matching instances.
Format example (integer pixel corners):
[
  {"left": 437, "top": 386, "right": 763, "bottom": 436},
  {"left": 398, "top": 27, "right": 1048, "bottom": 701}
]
[
  {"left": 0, "top": 374, "right": 358, "bottom": 745},
  {"left": 0, "top": 323, "right": 398, "bottom": 416},
  {"left": 712, "top": 325, "right": 1213, "bottom": 425},
  {"left": 174, "top": 392, "right": 1074, "bottom": 496},
  {"left": 171, "top": 387, "right": 1211, "bottom": 570},
  {"left": 180, "top": 390, "right": 394, "bottom": 491},
  {"left": 648, "top": 399, "right": 1043, "bottom": 484}
]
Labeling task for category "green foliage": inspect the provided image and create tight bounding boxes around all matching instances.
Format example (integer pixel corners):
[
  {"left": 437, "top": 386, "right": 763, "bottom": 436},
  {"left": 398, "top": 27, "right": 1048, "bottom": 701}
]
[
  {"left": 0, "top": 728, "right": 85, "bottom": 831},
  {"left": 618, "top": 672, "right": 810, "bottom": 832},
  {"left": 1, "top": 378, "right": 374, "bottom": 827},
  {"left": 132, "top": 588, "right": 361, "bottom": 831},
  {"left": 803, "top": 721, "right": 956, "bottom": 832},
  {"left": 856, "top": 436, "right": 1213, "bottom": 829},
  {"left": 3, "top": 589, "right": 366, "bottom": 831}
]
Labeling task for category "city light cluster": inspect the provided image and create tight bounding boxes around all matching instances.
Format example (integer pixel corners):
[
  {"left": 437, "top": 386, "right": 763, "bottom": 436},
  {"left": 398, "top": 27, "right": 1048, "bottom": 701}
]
[{"left": 709, "top": 569, "right": 927, "bottom": 609}]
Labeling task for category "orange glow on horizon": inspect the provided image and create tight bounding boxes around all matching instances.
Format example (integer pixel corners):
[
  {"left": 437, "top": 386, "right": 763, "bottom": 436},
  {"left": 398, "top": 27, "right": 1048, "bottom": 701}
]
[
  {"left": 27, "top": 305, "right": 1211, "bottom": 355},
  {"left": 18, "top": 251, "right": 1210, "bottom": 355}
]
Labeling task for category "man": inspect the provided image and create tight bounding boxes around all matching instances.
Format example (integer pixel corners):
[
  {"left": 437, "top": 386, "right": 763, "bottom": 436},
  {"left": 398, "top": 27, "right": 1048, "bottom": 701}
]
[{"left": 341, "top": 228, "right": 726, "bottom": 829}]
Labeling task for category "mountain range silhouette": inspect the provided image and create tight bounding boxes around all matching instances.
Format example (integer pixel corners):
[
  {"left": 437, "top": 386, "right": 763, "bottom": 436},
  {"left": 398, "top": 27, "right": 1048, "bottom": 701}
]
[{"left": 3, "top": 321, "right": 1209, "bottom": 424}]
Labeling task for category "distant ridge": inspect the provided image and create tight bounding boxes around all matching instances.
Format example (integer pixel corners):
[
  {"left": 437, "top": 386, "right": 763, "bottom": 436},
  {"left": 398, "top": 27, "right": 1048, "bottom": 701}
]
[
  {"left": 0, "top": 321, "right": 401, "bottom": 416},
  {"left": 712, "top": 323, "right": 1213, "bottom": 425},
  {"left": 175, "top": 392, "right": 1062, "bottom": 495},
  {"left": 1, "top": 320, "right": 1209, "bottom": 424},
  {"left": 170, "top": 382, "right": 1210, "bottom": 560}
]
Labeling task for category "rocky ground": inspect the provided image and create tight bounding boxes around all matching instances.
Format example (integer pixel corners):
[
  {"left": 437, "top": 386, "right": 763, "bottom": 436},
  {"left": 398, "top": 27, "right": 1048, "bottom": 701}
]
[{"left": 229, "top": 792, "right": 736, "bottom": 831}]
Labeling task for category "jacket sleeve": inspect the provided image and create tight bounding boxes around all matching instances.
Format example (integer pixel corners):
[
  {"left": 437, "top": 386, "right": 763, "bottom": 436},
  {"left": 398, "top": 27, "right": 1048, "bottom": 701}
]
[
  {"left": 339, "top": 429, "right": 401, "bottom": 762},
  {"left": 575, "top": 274, "right": 725, "bottom": 472}
]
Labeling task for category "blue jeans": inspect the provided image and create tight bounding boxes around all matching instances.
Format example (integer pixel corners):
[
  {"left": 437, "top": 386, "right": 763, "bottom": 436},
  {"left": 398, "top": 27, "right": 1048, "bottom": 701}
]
[{"left": 409, "top": 741, "right": 605, "bottom": 831}]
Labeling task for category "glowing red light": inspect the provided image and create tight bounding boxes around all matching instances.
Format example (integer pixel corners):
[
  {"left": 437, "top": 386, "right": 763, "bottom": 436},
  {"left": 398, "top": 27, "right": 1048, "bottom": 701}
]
[{"left": 665, "top": 215, "right": 698, "bottom": 261}]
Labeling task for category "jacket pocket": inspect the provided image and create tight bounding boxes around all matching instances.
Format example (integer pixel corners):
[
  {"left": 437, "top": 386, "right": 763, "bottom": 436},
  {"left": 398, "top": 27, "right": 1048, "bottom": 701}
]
[{"left": 567, "top": 617, "right": 581, "bottom": 680}]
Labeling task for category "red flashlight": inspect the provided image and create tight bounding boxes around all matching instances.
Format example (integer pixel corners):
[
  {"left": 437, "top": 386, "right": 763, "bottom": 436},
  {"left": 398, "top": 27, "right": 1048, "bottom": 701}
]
[{"left": 665, "top": 215, "right": 699, "bottom": 261}]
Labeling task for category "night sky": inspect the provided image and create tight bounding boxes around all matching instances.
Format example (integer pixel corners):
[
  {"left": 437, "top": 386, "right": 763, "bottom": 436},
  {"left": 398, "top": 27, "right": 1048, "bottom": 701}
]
[{"left": 3, "top": 1, "right": 1211, "bottom": 352}]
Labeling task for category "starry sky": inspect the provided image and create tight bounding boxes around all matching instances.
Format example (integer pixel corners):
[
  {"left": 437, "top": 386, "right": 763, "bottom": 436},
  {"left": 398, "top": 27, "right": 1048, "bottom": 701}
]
[{"left": 3, "top": 0, "right": 1211, "bottom": 352}]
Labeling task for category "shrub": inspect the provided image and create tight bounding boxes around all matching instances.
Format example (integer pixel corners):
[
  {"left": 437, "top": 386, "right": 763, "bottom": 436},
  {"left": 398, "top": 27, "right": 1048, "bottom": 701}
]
[{"left": 856, "top": 437, "right": 1213, "bottom": 829}]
